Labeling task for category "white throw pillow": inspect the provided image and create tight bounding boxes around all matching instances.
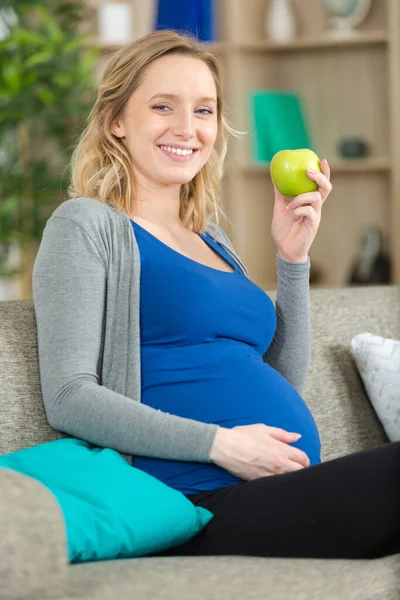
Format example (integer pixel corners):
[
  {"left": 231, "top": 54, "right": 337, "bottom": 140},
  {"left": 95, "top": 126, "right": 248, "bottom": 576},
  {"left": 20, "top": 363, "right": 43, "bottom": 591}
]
[{"left": 350, "top": 333, "right": 400, "bottom": 442}]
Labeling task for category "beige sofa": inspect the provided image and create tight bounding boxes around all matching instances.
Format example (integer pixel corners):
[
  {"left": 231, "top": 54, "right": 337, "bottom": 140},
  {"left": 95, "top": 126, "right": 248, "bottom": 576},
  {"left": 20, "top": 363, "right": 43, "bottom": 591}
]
[{"left": 1, "top": 286, "right": 400, "bottom": 600}]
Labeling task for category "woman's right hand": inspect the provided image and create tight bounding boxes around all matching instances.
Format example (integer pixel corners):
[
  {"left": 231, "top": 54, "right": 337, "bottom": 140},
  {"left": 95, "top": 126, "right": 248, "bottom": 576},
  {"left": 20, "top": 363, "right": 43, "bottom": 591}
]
[{"left": 209, "top": 424, "right": 310, "bottom": 481}]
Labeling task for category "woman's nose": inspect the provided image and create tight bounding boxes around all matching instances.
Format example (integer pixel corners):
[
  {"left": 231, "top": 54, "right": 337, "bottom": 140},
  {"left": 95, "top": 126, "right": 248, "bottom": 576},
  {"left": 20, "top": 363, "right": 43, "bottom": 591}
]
[{"left": 172, "top": 110, "right": 194, "bottom": 140}]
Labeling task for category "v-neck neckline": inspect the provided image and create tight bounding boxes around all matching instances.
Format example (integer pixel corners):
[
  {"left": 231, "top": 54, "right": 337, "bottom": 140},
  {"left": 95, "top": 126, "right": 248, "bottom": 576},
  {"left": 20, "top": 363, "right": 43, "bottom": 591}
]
[{"left": 131, "top": 219, "right": 238, "bottom": 275}]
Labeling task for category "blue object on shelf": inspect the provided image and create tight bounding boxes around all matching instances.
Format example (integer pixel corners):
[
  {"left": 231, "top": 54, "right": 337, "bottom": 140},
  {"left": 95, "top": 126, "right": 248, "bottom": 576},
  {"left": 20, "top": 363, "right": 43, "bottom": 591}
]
[
  {"left": 156, "top": 0, "right": 216, "bottom": 43},
  {"left": 249, "top": 90, "right": 316, "bottom": 164}
]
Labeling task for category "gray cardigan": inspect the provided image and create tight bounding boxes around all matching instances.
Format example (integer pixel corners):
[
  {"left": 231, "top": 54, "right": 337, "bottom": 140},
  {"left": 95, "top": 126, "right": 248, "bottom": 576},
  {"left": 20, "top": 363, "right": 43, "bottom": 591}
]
[{"left": 32, "top": 197, "right": 311, "bottom": 462}]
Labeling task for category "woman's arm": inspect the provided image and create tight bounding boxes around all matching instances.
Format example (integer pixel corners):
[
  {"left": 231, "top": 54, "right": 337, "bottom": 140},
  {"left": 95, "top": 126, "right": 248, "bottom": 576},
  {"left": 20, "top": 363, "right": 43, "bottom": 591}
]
[
  {"left": 265, "top": 159, "right": 331, "bottom": 394},
  {"left": 33, "top": 215, "right": 218, "bottom": 462},
  {"left": 263, "top": 253, "right": 311, "bottom": 395}
]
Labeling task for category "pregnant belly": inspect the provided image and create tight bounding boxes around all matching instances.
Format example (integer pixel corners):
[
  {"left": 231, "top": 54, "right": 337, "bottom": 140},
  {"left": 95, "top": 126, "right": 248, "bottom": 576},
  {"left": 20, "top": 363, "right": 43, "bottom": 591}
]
[{"left": 134, "top": 346, "right": 321, "bottom": 494}]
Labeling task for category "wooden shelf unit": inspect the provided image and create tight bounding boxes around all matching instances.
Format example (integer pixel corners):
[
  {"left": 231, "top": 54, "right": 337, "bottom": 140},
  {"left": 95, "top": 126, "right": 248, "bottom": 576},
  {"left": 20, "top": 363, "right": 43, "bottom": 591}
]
[
  {"left": 86, "top": 0, "right": 400, "bottom": 290},
  {"left": 220, "top": 0, "right": 400, "bottom": 289}
]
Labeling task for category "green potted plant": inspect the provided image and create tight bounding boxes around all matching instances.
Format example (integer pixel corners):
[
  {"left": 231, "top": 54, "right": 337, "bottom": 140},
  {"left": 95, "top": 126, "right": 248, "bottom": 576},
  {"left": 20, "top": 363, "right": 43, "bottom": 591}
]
[{"left": 0, "top": 0, "right": 100, "bottom": 298}]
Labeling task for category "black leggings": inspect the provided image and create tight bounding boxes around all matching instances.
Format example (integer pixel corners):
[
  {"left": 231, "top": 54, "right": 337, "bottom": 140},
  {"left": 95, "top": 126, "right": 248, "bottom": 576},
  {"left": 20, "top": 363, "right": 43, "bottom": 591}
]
[{"left": 157, "top": 442, "right": 400, "bottom": 559}]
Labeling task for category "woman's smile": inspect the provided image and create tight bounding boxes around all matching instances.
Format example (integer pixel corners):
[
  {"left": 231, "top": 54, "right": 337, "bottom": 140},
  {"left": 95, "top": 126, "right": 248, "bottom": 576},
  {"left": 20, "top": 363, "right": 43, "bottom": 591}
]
[{"left": 157, "top": 144, "right": 200, "bottom": 163}]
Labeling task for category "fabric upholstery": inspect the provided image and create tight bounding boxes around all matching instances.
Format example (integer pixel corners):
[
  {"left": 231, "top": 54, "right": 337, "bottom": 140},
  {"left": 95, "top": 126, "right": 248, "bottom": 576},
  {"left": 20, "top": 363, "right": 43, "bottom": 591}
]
[
  {"left": 0, "top": 299, "right": 67, "bottom": 455},
  {"left": 0, "top": 468, "right": 68, "bottom": 600}
]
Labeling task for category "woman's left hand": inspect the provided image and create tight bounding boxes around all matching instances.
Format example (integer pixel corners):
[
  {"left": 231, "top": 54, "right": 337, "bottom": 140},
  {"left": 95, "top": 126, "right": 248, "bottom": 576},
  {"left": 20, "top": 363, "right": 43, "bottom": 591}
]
[{"left": 271, "top": 158, "right": 332, "bottom": 263}]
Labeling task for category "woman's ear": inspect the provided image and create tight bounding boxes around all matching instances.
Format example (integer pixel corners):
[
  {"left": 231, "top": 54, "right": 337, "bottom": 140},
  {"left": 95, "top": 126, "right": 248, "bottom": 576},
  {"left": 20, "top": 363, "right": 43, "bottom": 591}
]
[{"left": 111, "top": 118, "right": 125, "bottom": 139}]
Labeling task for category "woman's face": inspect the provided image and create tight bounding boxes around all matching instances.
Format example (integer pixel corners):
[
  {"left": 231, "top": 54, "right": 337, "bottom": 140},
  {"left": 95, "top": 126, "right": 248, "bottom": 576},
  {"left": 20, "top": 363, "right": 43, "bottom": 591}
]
[{"left": 112, "top": 54, "right": 219, "bottom": 189}]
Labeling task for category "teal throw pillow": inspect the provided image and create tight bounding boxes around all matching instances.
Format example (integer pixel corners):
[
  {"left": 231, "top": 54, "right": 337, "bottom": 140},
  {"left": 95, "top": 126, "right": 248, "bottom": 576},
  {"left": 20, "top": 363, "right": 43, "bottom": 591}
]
[{"left": 0, "top": 438, "right": 213, "bottom": 563}]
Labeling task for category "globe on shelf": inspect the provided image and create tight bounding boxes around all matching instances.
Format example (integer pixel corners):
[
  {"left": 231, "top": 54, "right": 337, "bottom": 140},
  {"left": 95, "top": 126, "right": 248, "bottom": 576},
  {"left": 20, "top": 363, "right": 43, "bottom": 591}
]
[{"left": 321, "top": 0, "right": 372, "bottom": 37}]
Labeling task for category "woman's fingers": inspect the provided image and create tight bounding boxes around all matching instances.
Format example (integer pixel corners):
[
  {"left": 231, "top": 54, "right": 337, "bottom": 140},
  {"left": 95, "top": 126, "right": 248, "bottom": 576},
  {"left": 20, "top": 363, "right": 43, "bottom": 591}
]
[
  {"left": 321, "top": 157, "right": 331, "bottom": 181},
  {"left": 288, "top": 447, "right": 311, "bottom": 468},
  {"left": 285, "top": 460, "right": 307, "bottom": 473},
  {"left": 266, "top": 426, "right": 301, "bottom": 443},
  {"left": 290, "top": 206, "right": 318, "bottom": 223},
  {"left": 287, "top": 191, "right": 322, "bottom": 211},
  {"left": 268, "top": 428, "right": 311, "bottom": 469},
  {"left": 306, "top": 163, "right": 332, "bottom": 199},
  {"left": 229, "top": 424, "right": 312, "bottom": 477}
]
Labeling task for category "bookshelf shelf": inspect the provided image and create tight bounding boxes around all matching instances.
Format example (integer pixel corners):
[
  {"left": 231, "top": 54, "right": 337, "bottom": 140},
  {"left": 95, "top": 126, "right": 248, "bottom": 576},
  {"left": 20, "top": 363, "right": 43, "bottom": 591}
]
[
  {"left": 238, "top": 30, "right": 389, "bottom": 52},
  {"left": 92, "top": 39, "right": 228, "bottom": 54},
  {"left": 241, "top": 157, "right": 392, "bottom": 176}
]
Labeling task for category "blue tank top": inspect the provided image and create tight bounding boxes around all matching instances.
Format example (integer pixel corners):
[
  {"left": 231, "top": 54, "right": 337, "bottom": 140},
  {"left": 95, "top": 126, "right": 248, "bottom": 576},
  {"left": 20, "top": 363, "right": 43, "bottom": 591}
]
[{"left": 131, "top": 220, "right": 321, "bottom": 494}]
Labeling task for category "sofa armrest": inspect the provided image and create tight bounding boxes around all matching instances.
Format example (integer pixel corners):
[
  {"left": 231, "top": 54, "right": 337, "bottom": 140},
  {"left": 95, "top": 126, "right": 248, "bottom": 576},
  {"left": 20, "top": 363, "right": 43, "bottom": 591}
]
[{"left": 0, "top": 468, "right": 68, "bottom": 600}]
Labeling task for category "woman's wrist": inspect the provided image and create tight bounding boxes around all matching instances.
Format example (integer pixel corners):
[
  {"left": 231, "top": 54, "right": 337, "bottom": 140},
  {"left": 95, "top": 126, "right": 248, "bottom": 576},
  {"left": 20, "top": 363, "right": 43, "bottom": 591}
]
[
  {"left": 277, "top": 250, "right": 309, "bottom": 264},
  {"left": 209, "top": 427, "right": 232, "bottom": 464}
]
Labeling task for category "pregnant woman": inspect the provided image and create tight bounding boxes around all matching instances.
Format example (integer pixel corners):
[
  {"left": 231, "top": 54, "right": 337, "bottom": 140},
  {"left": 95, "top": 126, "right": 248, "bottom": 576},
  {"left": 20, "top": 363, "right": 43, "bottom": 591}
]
[{"left": 33, "top": 30, "right": 400, "bottom": 560}]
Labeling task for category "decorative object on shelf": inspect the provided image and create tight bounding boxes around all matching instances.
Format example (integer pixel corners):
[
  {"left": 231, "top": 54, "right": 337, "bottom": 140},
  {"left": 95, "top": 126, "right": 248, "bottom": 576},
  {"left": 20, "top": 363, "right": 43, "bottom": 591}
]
[
  {"left": 337, "top": 137, "right": 370, "bottom": 159},
  {"left": 348, "top": 227, "right": 391, "bottom": 285},
  {"left": 250, "top": 90, "right": 314, "bottom": 164},
  {"left": 156, "top": 0, "right": 216, "bottom": 43},
  {"left": 265, "top": 0, "right": 296, "bottom": 42},
  {"left": 320, "top": 0, "right": 372, "bottom": 38},
  {"left": 98, "top": 2, "right": 133, "bottom": 44}
]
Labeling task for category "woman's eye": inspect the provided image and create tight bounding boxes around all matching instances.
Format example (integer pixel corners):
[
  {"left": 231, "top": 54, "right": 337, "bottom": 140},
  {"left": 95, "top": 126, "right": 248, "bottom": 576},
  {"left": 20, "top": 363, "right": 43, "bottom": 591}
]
[
  {"left": 153, "top": 104, "right": 170, "bottom": 111},
  {"left": 196, "top": 108, "right": 214, "bottom": 115}
]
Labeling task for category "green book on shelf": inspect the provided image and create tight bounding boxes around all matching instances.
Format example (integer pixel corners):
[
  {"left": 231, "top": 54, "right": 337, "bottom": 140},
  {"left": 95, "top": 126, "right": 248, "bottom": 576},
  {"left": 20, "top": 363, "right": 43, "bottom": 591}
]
[{"left": 250, "top": 90, "right": 315, "bottom": 164}]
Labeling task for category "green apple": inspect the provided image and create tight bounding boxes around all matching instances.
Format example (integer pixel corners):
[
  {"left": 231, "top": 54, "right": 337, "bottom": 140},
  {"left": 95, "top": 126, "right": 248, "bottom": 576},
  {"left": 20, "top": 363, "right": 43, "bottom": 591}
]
[{"left": 270, "top": 149, "right": 322, "bottom": 198}]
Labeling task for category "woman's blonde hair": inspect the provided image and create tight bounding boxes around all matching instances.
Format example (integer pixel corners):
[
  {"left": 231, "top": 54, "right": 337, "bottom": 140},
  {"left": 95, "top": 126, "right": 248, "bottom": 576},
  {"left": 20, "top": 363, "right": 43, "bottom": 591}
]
[{"left": 68, "top": 29, "right": 242, "bottom": 231}]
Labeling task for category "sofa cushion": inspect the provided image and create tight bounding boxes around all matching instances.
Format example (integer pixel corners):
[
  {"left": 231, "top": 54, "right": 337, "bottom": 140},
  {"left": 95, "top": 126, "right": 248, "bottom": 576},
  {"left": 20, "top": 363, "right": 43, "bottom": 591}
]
[
  {"left": 66, "top": 553, "right": 400, "bottom": 600},
  {"left": 0, "top": 437, "right": 213, "bottom": 563},
  {"left": 350, "top": 332, "right": 400, "bottom": 442}
]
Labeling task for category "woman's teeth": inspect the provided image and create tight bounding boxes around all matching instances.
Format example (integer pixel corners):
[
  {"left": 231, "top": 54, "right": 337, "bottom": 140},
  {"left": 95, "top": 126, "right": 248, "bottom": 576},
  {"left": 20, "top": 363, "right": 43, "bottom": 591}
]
[{"left": 159, "top": 145, "right": 194, "bottom": 156}]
